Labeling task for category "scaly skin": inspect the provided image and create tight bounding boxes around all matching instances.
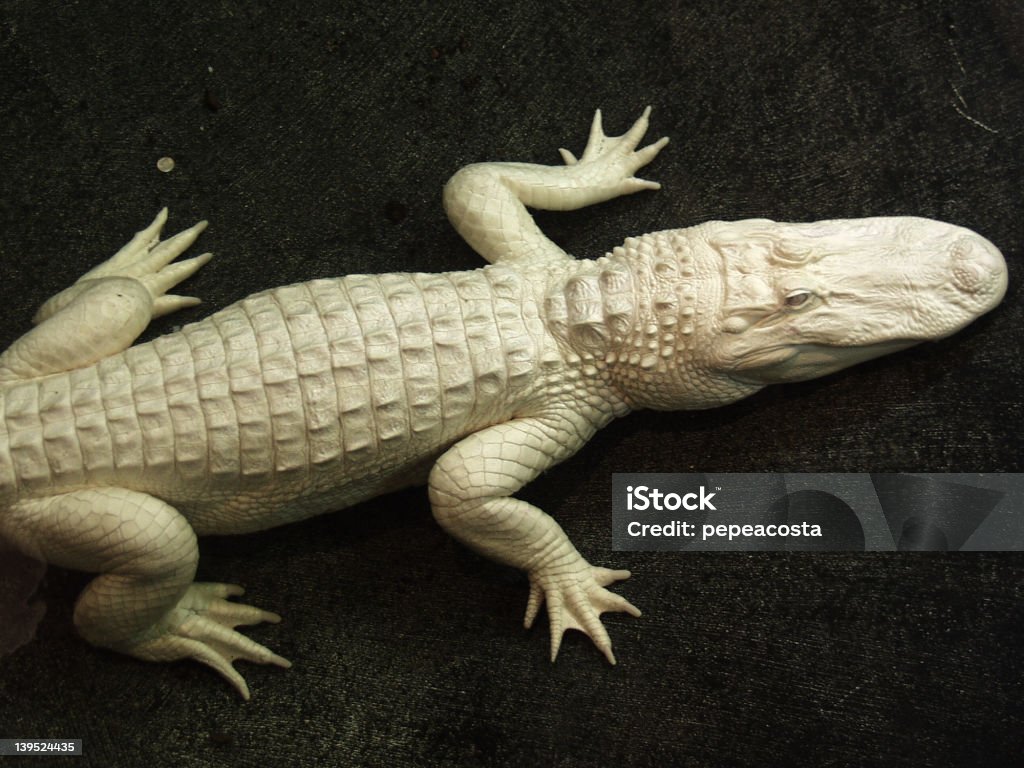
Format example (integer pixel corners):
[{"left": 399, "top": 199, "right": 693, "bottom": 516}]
[{"left": 0, "top": 109, "right": 1007, "bottom": 698}]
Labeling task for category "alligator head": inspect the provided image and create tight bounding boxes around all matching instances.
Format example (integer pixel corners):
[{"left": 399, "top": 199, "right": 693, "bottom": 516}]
[{"left": 596, "top": 217, "right": 1007, "bottom": 410}]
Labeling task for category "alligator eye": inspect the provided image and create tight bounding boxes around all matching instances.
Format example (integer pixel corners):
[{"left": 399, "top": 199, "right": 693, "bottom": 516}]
[{"left": 784, "top": 290, "right": 813, "bottom": 308}]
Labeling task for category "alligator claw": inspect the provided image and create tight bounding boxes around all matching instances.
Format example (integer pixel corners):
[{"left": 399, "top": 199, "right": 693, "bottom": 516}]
[
  {"left": 33, "top": 209, "right": 212, "bottom": 324},
  {"left": 565, "top": 107, "right": 669, "bottom": 199},
  {"left": 125, "top": 582, "right": 290, "bottom": 700},
  {"left": 525, "top": 564, "right": 640, "bottom": 665}
]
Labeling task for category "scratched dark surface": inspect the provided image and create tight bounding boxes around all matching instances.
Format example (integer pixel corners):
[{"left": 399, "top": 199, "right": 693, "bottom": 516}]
[{"left": 0, "top": 1, "right": 1022, "bottom": 766}]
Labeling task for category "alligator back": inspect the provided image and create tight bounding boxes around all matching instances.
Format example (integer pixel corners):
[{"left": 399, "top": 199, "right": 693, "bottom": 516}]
[{"left": 0, "top": 266, "right": 552, "bottom": 533}]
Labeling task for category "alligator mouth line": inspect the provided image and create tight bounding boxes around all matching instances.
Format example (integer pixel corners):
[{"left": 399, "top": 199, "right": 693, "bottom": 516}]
[
  {"left": 727, "top": 345, "right": 798, "bottom": 372},
  {"left": 728, "top": 339, "right": 923, "bottom": 381}
]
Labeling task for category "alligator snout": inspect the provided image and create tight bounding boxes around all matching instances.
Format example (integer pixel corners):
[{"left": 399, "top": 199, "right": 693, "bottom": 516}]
[{"left": 950, "top": 233, "right": 1008, "bottom": 308}]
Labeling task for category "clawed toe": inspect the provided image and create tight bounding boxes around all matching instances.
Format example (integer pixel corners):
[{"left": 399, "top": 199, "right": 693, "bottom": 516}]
[
  {"left": 557, "top": 107, "right": 669, "bottom": 204},
  {"left": 32, "top": 209, "right": 212, "bottom": 327},
  {"left": 126, "top": 582, "right": 290, "bottom": 700},
  {"left": 525, "top": 565, "right": 640, "bottom": 666},
  {"left": 112, "top": 213, "right": 211, "bottom": 304},
  {"left": 577, "top": 106, "right": 669, "bottom": 166}
]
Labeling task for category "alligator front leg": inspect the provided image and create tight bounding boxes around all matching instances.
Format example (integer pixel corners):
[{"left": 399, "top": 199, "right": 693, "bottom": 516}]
[
  {"left": 428, "top": 410, "right": 640, "bottom": 663},
  {"left": 0, "top": 488, "right": 289, "bottom": 699},
  {"left": 0, "top": 209, "right": 210, "bottom": 381},
  {"left": 443, "top": 107, "right": 668, "bottom": 266}
]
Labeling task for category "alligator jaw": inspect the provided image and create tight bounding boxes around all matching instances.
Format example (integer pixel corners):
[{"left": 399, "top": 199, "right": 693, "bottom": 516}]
[{"left": 728, "top": 339, "right": 922, "bottom": 385}]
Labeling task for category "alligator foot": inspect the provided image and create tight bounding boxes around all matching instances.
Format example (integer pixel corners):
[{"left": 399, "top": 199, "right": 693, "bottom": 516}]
[
  {"left": 558, "top": 106, "right": 670, "bottom": 197},
  {"left": 524, "top": 564, "right": 642, "bottom": 664},
  {"left": 0, "top": 210, "right": 213, "bottom": 381},
  {"left": 127, "top": 583, "right": 291, "bottom": 701},
  {"left": 35, "top": 207, "right": 212, "bottom": 323}
]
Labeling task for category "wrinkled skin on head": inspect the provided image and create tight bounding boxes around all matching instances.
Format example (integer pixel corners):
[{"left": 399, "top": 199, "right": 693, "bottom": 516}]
[
  {"left": 601, "top": 217, "right": 1007, "bottom": 411},
  {"left": 699, "top": 216, "right": 1007, "bottom": 386}
]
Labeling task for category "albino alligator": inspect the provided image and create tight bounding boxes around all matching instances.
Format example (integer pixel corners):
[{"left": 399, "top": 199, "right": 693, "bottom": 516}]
[{"left": 0, "top": 109, "right": 1007, "bottom": 698}]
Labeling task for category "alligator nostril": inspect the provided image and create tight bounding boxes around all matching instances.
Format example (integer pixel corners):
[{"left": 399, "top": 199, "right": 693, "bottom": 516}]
[
  {"left": 952, "top": 262, "right": 986, "bottom": 294},
  {"left": 950, "top": 235, "right": 1007, "bottom": 299}
]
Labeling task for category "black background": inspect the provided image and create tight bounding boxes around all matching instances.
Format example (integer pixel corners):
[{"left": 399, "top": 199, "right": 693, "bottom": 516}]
[{"left": 0, "top": 2, "right": 1022, "bottom": 766}]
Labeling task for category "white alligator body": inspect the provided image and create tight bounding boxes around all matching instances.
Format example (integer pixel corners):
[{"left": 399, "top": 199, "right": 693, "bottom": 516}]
[{"left": 0, "top": 110, "right": 1007, "bottom": 698}]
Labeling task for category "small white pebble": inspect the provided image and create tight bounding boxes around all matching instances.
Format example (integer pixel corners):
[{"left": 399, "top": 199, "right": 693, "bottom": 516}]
[{"left": 157, "top": 156, "right": 175, "bottom": 173}]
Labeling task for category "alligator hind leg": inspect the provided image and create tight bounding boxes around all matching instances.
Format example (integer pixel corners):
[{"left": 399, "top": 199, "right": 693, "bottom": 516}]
[
  {"left": 0, "top": 210, "right": 211, "bottom": 382},
  {"left": 0, "top": 488, "right": 289, "bottom": 699},
  {"left": 443, "top": 107, "right": 669, "bottom": 265},
  {"left": 429, "top": 410, "right": 641, "bottom": 664}
]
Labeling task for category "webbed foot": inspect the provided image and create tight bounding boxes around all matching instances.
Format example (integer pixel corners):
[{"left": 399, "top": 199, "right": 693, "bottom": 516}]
[
  {"left": 0, "top": 210, "right": 212, "bottom": 380},
  {"left": 128, "top": 583, "right": 291, "bottom": 701},
  {"left": 524, "top": 564, "right": 641, "bottom": 664},
  {"left": 35, "top": 208, "right": 212, "bottom": 323},
  {"left": 558, "top": 106, "right": 669, "bottom": 197}
]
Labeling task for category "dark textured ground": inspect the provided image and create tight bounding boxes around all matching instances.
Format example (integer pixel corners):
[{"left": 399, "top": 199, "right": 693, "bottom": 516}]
[{"left": 0, "top": 2, "right": 1022, "bottom": 766}]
